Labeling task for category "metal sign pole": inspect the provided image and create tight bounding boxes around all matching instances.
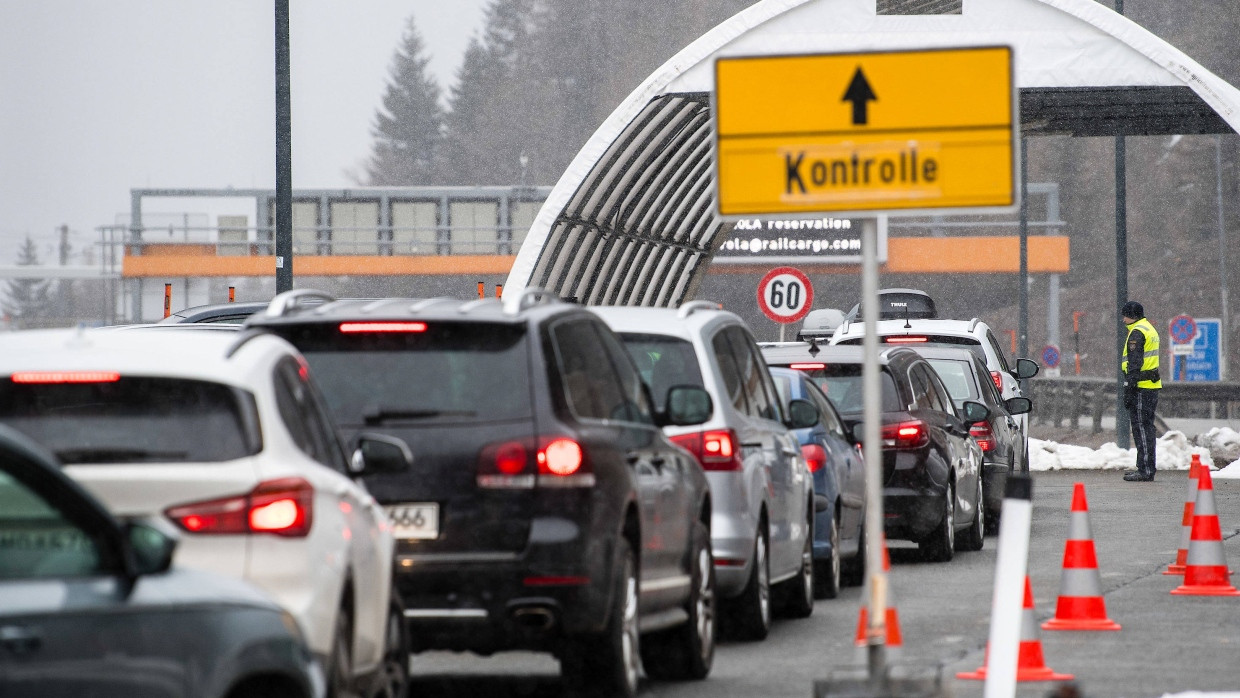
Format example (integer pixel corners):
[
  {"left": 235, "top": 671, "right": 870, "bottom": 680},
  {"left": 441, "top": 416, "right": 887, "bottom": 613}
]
[{"left": 861, "top": 221, "right": 888, "bottom": 689}]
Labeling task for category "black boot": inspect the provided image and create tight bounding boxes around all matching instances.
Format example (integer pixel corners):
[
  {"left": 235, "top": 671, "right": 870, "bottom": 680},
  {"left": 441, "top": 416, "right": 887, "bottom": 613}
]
[{"left": 1123, "top": 470, "right": 1154, "bottom": 482}]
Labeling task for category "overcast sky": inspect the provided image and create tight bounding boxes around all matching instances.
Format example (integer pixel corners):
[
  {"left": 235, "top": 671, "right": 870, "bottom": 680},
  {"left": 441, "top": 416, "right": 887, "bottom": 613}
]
[{"left": 0, "top": 1, "right": 490, "bottom": 259}]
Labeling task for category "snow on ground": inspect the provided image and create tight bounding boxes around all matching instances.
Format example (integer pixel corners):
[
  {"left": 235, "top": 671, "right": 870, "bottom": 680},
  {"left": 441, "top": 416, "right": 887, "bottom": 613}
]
[{"left": 1032, "top": 427, "right": 1240, "bottom": 478}]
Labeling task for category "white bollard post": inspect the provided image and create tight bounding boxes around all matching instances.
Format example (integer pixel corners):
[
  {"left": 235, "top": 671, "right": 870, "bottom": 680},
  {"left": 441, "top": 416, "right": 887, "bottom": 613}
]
[{"left": 984, "top": 475, "right": 1033, "bottom": 698}]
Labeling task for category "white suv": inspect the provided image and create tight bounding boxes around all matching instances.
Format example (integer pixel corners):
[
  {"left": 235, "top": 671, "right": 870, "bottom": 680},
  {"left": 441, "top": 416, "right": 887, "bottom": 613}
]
[
  {"left": 829, "top": 316, "right": 1039, "bottom": 469},
  {"left": 0, "top": 327, "right": 413, "bottom": 698},
  {"left": 591, "top": 302, "right": 818, "bottom": 641}
]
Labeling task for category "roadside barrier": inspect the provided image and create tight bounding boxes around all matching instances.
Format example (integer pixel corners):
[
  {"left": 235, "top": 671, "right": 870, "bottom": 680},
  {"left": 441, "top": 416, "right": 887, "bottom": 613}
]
[
  {"left": 1164, "top": 454, "right": 1202, "bottom": 576},
  {"left": 957, "top": 576, "right": 1074, "bottom": 682},
  {"left": 1171, "top": 465, "right": 1240, "bottom": 596},
  {"left": 853, "top": 535, "right": 903, "bottom": 657},
  {"left": 1042, "top": 482, "right": 1121, "bottom": 631}
]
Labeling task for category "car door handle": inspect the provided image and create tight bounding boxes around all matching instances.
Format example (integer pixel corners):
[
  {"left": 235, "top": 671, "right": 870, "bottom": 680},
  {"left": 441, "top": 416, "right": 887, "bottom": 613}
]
[{"left": 0, "top": 626, "right": 42, "bottom": 656}]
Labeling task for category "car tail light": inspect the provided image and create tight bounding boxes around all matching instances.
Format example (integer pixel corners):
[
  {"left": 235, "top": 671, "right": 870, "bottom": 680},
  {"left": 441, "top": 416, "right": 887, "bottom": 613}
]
[
  {"left": 801, "top": 444, "right": 828, "bottom": 473},
  {"left": 10, "top": 371, "right": 121, "bottom": 384},
  {"left": 165, "top": 478, "right": 314, "bottom": 537},
  {"left": 970, "top": 421, "right": 996, "bottom": 452},
  {"left": 477, "top": 437, "right": 594, "bottom": 489},
  {"left": 990, "top": 371, "right": 1004, "bottom": 392},
  {"left": 884, "top": 336, "right": 928, "bottom": 344},
  {"left": 338, "top": 321, "right": 427, "bottom": 333},
  {"left": 672, "top": 429, "right": 743, "bottom": 472},
  {"left": 881, "top": 420, "right": 929, "bottom": 450},
  {"left": 789, "top": 363, "right": 826, "bottom": 370}
]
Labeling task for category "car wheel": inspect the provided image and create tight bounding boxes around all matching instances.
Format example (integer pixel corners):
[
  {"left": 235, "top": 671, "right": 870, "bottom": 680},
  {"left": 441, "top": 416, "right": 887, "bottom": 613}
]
[
  {"left": 841, "top": 521, "right": 865, "bottom": 588},
  {"left": 919, "top": 484, "right": 955, "bottom": 562},
  {"left": 562, "top": 539, "right": 640, "bottom": 698},
  {"left": 327, "top": 601, "right": 357, "bottom": 698},
  {"left": 727, "top": 528, "right": 771, "bottom": 641},
  {"left": 813, "top": 516, "right": 841, "bottom": 600},
  {"left": 370, "top": 594, "right": 410, "bottom": 698},
  {"left": 780, "top": 526, "right": 815, "bottom": 617},
  {"left": 958, "top": 475, "right": 985, "bottom": 552},
  {"left": 641, "top": 521, "right": 715, "bottom": 681}
]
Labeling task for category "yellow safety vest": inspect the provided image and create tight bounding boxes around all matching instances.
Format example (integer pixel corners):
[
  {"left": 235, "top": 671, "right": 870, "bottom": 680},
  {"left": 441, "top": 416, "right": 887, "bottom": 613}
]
[{"left": 1122, "top": 317, "right": 1162, "bottom": 389}]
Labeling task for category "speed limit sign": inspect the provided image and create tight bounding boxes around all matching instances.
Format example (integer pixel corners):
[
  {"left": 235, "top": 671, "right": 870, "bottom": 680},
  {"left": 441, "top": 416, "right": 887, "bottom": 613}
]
[{"left": 757, "top": 267, "right": 814, "bottom": 324}]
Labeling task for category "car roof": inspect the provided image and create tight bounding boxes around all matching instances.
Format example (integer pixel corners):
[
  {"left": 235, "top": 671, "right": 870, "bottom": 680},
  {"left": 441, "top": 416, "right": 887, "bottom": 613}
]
[
  {"left": 244, "top": 289, "right": 579, "bottom": 329},
  {"left": 832, "top": 317, "right": 990, "bottom": 341},
  {"left": 158, "top": 301, "right": 270, "bottom": 324},
  {"left": 0, "top": 327, "right": 294, "bottom": 387},
  {"left": 760, "top": 343, "right": 865, "bottom": 365},
  {"left": 588, "top": 301, "right": 739, "bottom": 340}
]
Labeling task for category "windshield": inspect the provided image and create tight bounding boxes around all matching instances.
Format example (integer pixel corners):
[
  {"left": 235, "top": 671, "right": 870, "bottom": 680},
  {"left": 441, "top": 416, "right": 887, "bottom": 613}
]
[
  {"left": 0, "top": 377, "right": 260, "bottom": 463},
  {"left": 925, "top": 358, "right": 979, "bottom": 403},
  {"left": 287, "top": 323, "right": 532, "bottom": 426},
  {"left": 774, "top": 364, "right": 900, "bottom": 415},
  {"left": 616, "top": 333, "right": 705, "bottom": 412}
]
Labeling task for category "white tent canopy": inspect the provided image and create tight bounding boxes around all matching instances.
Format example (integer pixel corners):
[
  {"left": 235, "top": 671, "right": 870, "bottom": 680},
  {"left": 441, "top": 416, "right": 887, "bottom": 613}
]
[{"left": 504, "top": 0, "right": 1240, "bottom": 305}]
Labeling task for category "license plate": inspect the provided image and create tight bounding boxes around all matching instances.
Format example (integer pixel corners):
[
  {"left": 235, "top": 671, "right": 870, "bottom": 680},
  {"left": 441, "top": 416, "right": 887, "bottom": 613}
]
[{"left": 385, "top": 503, "right": 439, "bottom": 540}]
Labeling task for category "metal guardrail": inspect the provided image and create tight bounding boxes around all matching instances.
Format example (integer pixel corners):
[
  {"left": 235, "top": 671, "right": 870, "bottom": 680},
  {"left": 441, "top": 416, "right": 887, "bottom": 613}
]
[{"left": 1026, "top": 376, "right": 1240, "bottom": 434}]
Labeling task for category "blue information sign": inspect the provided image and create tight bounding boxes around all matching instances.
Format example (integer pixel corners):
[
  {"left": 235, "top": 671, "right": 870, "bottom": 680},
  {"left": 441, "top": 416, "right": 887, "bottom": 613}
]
[
  {"left": 1183, "top": 318, "right": 1220, "bottom": 382},
  {"left": 1041, "top": 344, "right": 1060, "bottom": 369}
]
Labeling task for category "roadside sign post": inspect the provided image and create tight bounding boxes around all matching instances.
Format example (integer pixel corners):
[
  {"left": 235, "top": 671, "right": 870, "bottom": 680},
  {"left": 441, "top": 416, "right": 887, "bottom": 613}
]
[
  {"left": 757, "top": 266, "right": 814, "bottom": 342},
  {"left": 716, "top": 45, "right": 1017, "bottom": 696}
]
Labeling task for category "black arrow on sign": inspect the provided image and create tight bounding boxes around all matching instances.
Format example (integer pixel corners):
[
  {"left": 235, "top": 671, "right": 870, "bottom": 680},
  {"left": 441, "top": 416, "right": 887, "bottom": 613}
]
[{"left": 842, "top": 67, "right": 877, "bottom": 126}]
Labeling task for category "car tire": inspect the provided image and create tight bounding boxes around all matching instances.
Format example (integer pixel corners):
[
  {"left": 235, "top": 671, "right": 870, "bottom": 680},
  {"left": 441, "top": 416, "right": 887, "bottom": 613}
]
[
  {"left": 780, "top": 526, "right": 815, "bottom": 617},
  {"left": 813, "top": 516, "right": 841, "bottom": 600},
  {"left": 327, "top": 600, "right": 356, "bottom": 698},
  {"left": 562, "top": 539, "right": 640, "bottom": 698},
  {"left": 958, "top": 476, "right": 985, "bottom": 552},
  {"left": 370, "top": 593, "right": 410, "bottom": 698},
  {"left": 727, "top": 527, "right": 771, "bottom": 641},
  {"left": 641, "top": 521, "right": 715, "bottom": 681},
  {"left": 841, "top": 521, "right": 865, "bottom": 588},
  {"left": 919, "top": 484, "right": 955, "bottom": 563}
]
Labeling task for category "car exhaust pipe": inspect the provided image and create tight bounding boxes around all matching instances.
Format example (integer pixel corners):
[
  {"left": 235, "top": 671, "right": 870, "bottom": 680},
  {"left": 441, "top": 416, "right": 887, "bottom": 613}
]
[{"left": 511, "top": 606, "right": 556, "bottom": 632}]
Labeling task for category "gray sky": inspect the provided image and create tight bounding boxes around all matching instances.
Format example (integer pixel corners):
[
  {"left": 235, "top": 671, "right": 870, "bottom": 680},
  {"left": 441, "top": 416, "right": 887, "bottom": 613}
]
[{"left": 0, "top": 1, "right": 489, "bottom": 259}]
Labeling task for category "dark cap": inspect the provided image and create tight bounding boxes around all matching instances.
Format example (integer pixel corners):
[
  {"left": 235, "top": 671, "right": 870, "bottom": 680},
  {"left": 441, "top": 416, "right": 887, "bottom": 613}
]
[{"left": 1121, "top": 301, "right": 1144, "bottom": 319}]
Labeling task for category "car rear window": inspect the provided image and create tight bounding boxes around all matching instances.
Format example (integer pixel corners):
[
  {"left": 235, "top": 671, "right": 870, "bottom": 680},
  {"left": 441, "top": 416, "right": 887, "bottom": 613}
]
[
  {"left": 774, "top": 363, "right": 900, "bottom": 415},
  {"left": 616, "top": 333, "right": 705, "bottom": 412},
  {"left": 285, "top": 322, "right": 532, "bottom": 426},
  {"left": 0, "top": 377, "right": 260, "bottom": 464},
  {"left": 840, "top": 334, "right": 985, "bottom": 361},
  {"left": 925, "top": 358, "right": 979, "bottom": 402}
]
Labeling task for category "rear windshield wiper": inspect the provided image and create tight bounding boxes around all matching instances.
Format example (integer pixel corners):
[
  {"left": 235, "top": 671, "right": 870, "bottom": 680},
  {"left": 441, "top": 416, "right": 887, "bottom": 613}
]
[
  {"left": 361, "top": 407, "right": 478, "bottom": 424},
  {"left": 55, "top": 448, "right": 190, "bottom": 464}
]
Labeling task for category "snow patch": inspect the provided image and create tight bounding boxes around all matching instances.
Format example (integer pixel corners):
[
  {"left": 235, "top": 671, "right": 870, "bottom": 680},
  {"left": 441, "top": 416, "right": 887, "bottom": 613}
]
[{"left": 1030, "top": 431, "right": 1214, "bottom": 472}]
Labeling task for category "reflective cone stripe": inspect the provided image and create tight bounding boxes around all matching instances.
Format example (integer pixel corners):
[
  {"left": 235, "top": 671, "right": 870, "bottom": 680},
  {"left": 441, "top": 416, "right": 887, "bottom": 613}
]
[
  {"left": 957, "top": 577, "right": 1074, "bottom": 682},
  {"left": 1165, "top": 455, "right": 1201, "bottom": 575},
  {"left": 1173, "top": 466, "right": 1240, "bottom": 596},
  {"left": 1043, "top": 483, "right": 1120, "bottom": 630},
  {"left": 854, "top": 537, "right": 902, "bottom": 654}
]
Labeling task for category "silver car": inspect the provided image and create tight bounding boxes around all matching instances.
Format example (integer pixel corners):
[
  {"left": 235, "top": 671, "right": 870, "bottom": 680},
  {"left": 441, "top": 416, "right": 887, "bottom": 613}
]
[
  {"left": 591, "top": 303, "right": 818, "bottom": 641},
  {"left": 0, "top": 424, "right": 324, "bottom": 698}
]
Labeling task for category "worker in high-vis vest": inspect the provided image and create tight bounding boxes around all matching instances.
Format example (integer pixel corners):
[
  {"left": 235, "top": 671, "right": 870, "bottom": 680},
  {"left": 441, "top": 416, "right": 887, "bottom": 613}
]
[{"left": 1121, "top": 301, "right": 1162, "bottom": 482}]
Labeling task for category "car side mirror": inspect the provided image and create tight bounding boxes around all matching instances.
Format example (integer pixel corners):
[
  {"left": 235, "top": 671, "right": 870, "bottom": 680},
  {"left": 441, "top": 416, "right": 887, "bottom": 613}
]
[
  {"left": 1004, "top": 396, "right": 1033, "bottom": 416},
  {"left": 961, "top": 400, "right": 991, "bottom": 425},
  {"left": 1012, "top": 358, "right": 1040, "bottom": 380},
  {"left": 350, "top": 433, "right": 414, "bottom": 475},
  {"left": 850, "top": 422, "right": 865, "bottom": 445},
  {"left": 125, "top": 519, "right": 179, "bottom": 577},
  {"left": 785, "top": 398, "right": 819, "bottom": 430},
  {"left": 661, "top": 385, "right": 713, "bottom": 427}
]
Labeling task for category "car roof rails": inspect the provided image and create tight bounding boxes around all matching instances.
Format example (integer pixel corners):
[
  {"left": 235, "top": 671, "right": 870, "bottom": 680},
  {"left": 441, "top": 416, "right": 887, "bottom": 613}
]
[
  {"left": 677, "top": 300, "right": 722, "bottom": 319},
  {"left": 503, "top": 287, "right": 561, "bottom": 315},
  {"left": 967, "top": 318, "right": 981, "bottom": 332},
  {"left": 264, "top": 289, "right": 336, "bottom": 318}
]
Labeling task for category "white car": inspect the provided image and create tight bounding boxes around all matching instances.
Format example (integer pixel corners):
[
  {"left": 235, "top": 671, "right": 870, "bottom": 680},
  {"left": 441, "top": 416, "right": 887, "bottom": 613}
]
[
  {"left": 0, "top": 327, "right": 413, "bottom": 698},
  {"left": 829, "top": 316, "right": 1039, "bottom": 469}
]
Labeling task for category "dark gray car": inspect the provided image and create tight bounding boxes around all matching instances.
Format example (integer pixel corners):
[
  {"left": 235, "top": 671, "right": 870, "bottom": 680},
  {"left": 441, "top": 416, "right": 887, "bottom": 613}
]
[{"left": 0, "top": 424, "right": 323, "bottom": 698}]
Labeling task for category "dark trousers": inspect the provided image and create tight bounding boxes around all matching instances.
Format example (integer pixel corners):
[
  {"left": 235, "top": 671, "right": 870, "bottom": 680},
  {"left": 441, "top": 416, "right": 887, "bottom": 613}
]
[{"left": 1129, "top": 388, "right": 1159, "bottom": 476}]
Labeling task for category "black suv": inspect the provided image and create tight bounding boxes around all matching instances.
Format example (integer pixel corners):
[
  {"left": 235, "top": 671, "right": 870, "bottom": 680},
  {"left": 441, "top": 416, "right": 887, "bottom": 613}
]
[{"left": 246, "top": 289, "right": 717, "bottom": 697}]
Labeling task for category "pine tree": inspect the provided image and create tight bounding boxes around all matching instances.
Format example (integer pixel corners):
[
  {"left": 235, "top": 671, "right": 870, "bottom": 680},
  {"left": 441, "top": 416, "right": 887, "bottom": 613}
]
[
  {"left": 364, "top": 15, "right": 445, "bottom": 185},
  {"left": 3, "top": 237, "right": 52, "bottom": 328}
]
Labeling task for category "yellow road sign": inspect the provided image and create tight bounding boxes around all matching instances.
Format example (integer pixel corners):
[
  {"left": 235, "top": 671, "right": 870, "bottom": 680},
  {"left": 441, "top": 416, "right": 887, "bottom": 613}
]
[{"left": 715, "top": 46, "right": 1017, "bottom": 216}]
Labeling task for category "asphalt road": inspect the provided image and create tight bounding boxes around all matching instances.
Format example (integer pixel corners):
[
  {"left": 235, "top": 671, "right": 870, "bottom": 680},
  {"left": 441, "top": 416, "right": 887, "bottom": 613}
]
[{"left": 407, "top": 470, "right": 1240, "bottom": 698}]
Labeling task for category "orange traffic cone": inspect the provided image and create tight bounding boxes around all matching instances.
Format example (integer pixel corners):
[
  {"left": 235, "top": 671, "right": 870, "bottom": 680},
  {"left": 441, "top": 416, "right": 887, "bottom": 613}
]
[
  {"left": 1172, "top": 465, "right": 1240, "bottom": 596},
  {"left": 1042, "top": 483, "right": 1121, "bottom": 631},
  {"left": 1164, "top": 454, "right": 1202, "bottom": 575},
  {"left": 854, "top": 536, "right": 902, "bottom": 655},
  {"left": 957, "top": 576, "right": 1074, "bottom": 682}
]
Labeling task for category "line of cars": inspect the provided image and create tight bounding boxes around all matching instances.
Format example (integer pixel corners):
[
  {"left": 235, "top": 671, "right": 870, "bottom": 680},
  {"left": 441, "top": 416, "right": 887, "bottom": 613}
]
[{"left": 0, "top": 287, "right": 1035, "bottom": 697}]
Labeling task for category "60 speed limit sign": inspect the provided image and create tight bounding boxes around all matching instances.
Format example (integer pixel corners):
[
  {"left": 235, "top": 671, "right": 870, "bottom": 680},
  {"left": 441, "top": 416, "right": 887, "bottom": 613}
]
[{"left": 757, "top": 267, "right": 814, "bottom": 324}]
